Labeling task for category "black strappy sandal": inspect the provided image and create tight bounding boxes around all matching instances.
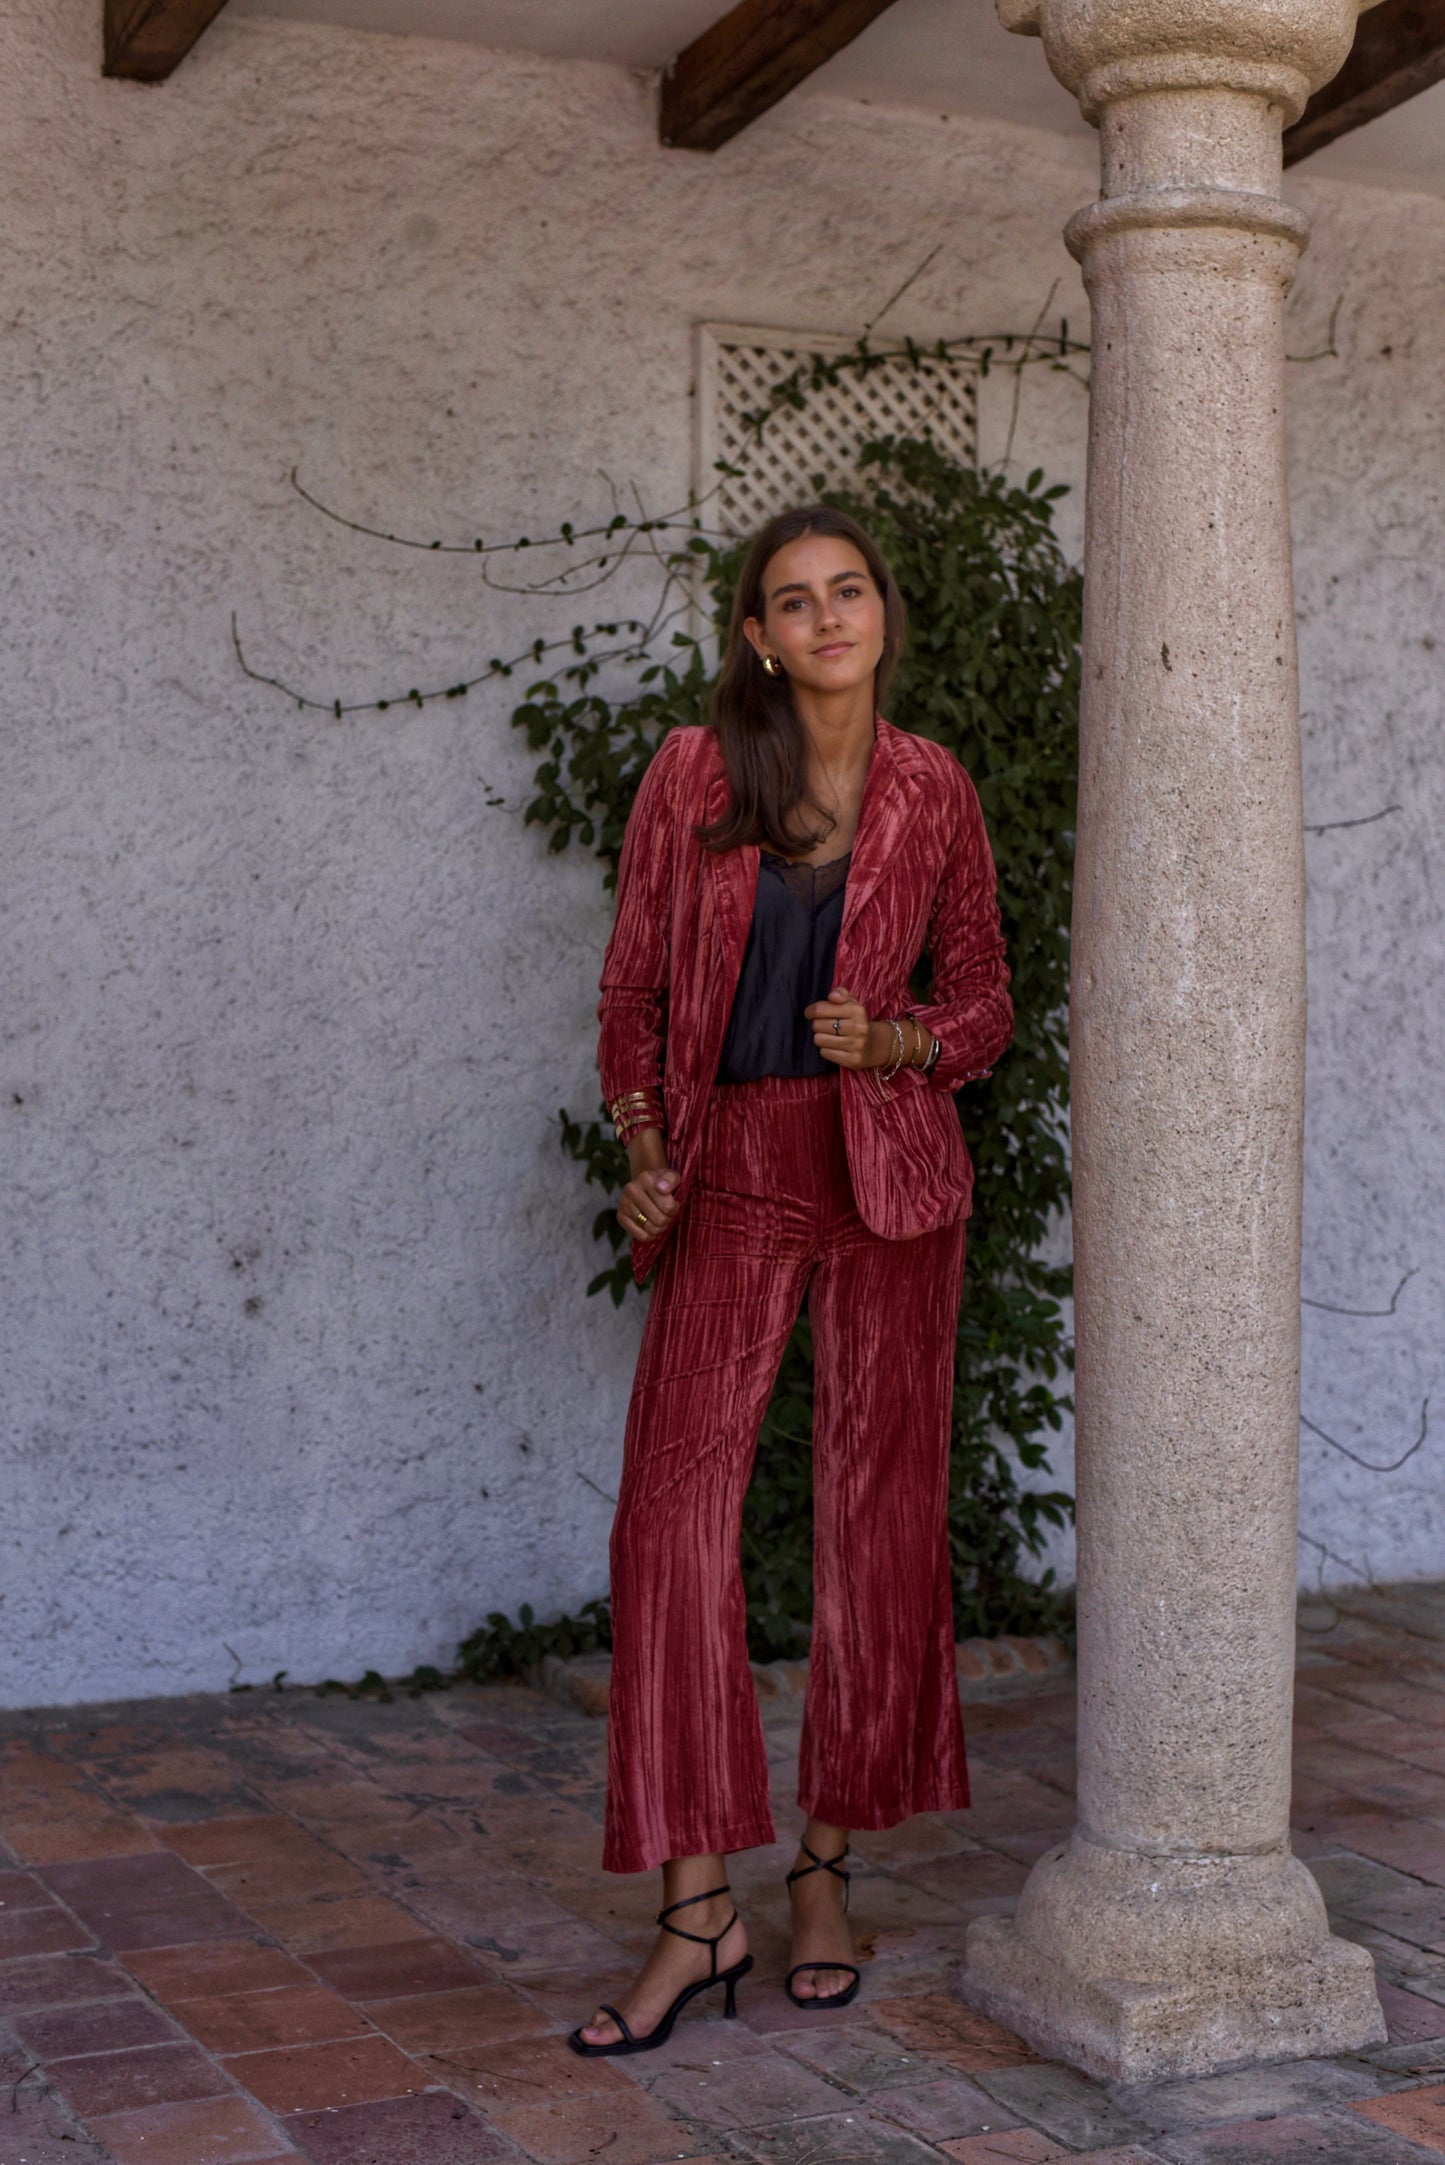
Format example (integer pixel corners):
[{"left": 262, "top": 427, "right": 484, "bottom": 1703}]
[
  {"left": 784, "top": 1839, "right": 861, "bottom": 2009},
  {"left": 566, "top": 1883, "right": 753, "bottom": 2056}
]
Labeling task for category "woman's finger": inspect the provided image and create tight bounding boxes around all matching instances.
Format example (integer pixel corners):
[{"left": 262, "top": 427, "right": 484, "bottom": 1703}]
[
  {"left": 804, "top": 999, "right": 866, "bottom": 1028},
  {"left": 619, "top": 1172, "right": 680, "bottom": 1238}
]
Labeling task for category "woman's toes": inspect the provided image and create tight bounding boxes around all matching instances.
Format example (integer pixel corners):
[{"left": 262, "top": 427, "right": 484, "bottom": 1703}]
[{"left": 581, "top": 2009, "right": 619, "bottom": 2044}]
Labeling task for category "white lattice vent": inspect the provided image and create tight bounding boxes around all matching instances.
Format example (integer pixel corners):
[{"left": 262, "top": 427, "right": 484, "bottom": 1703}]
[{"left": 697, "top": 323, "right": 978, "bottom": 538}]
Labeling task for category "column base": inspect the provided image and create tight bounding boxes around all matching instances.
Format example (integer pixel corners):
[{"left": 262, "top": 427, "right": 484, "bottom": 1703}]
[{"left": 961, "top": 1831, "right": 1385, "bottom": 2084}]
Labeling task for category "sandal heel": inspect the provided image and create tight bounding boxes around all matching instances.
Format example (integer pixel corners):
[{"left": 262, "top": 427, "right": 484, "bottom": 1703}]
[{"left": 567, "top": 1886, "right": 749, "bottom": 2057}]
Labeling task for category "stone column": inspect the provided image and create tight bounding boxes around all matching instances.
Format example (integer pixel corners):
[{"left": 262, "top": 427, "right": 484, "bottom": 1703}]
[{"left": 961, "top": 0, "right": 1387, "bottom": 2084}]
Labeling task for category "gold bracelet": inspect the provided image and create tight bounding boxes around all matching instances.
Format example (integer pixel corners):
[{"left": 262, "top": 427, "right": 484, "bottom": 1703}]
[
  {"left": 609, "top": 1089, "right": 661, "bottom": 1127},
  {"left": 878, "top": 1018, "right": 908, "bottom": 1084}
]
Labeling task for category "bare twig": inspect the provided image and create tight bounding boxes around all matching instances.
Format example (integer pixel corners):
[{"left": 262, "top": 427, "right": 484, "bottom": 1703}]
[
  {"left": 1002, "top": 281, "right": 1061, "bottom": 473},
  {"left": 1286, "top": 294, "right": 1343, "bottom": 364},
  {"left": 863, "top": 243, "right": 943, "bottom": 337},
  {"left": 231, "top": 599, "right": 685, "bottom": 721},
  {"left": 1295, "top": 1530, "right": 1356, "bottom": 1630},
  {"left": 576, "top": 1469, "right": 618, "bottom": 1506},
  {"left": 242, "top": 304, "right": 1093, "bottom": 719},
  {"left": 1304, "top": 802, "right": 1402, "bottom": 836},
  {"left": 1298, "top": 1526, "right": 1374, "bottom": 1589},
  {"left": 288, "top": 467, "right": 702, "bottom": 560},
  {"left": 1300, "top": 1396, "right": 1430, "bottom": 1475},
  {"left": 1303, "top": 1267, "right": 1417, "bottom": 1318}
]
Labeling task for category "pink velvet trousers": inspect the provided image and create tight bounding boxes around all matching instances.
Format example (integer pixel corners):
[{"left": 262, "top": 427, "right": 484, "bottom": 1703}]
[{"left": 603, "top": 1073, "right": 970, "bottom": 1874}]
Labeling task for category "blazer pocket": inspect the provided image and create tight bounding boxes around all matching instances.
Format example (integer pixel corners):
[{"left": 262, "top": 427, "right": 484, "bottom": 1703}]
[{"left": 846, "top": 1079, "right": 973, "bottom": 1238}]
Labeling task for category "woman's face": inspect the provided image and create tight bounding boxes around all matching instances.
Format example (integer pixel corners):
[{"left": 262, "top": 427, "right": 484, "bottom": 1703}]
[{"left": 743, "top": 532, "right": 887, "bottom": 701}]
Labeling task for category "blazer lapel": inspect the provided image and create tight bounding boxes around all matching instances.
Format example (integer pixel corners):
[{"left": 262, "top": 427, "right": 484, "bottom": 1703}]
[
  {"left": 703, "top": 770, "right": 759, "bottom": 976},
  {"left": 840, "top": 719, "right": 920, "bottom": 942},
  {"left": 697, "top": 769, "right": 759, "bottom": 1080}
]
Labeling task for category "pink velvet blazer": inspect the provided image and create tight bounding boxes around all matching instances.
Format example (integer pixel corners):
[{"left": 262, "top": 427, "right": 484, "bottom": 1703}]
[{"left": 597, "top": 718, "right": 1014, "bottom": 1283}]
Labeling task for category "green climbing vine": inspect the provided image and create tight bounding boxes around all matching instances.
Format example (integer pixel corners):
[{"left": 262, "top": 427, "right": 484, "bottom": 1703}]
[{"left": 235, "top": 322, "right": 1086, "bottom": 1668}]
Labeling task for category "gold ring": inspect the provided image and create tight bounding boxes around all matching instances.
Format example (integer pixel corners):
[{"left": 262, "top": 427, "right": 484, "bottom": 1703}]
[{"left": 635, "top": 1210, "right": 650, "bottom": 1228}]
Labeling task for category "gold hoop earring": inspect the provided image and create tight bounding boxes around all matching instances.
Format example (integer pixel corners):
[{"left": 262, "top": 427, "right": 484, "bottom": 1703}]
[{"left": 762, "top": 654, "right": 783, "bottom": 679}]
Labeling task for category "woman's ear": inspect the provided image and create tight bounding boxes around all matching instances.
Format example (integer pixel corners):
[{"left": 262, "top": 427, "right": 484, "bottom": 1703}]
[{"left": 742, "top": 616, "right": 769, "bottom": 663}]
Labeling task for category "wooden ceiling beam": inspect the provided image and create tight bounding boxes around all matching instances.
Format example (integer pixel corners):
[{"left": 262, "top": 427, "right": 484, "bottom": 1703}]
[
  {"left": 1284, "top": 0, "right": 1445, "bottom": 163},
  {"left": 104, "top": 0, "right": 231, "bottom": 82},
  {"left": 661, "top": 0, "right": 903, "bottom": 152}
]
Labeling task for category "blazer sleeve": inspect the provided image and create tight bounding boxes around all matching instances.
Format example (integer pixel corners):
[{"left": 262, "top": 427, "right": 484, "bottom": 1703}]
[
  {"left": 596, "top": 729, "right": 686, "bottom": 1118},
  {"left": 906, "top": 763, "right": 1014, "bottom": 1093}
]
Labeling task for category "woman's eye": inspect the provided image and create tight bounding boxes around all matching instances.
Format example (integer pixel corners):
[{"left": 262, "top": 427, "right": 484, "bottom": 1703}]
[{"left": 838, "top": 585, "right": 862, "bottom": 600}]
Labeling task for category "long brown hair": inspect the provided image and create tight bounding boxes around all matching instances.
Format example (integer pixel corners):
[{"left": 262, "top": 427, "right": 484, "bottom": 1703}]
[{"left": 698, "top": 504, "right": 907, "bottom": 855}]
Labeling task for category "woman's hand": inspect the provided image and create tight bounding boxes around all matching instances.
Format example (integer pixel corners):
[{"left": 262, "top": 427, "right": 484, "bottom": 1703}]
[
  {"left": 617, "top": 1128, "right": 680, "bottom": 1243},
  {"left": 804, "top": 985, "right": 895, "bottom": 1070}
]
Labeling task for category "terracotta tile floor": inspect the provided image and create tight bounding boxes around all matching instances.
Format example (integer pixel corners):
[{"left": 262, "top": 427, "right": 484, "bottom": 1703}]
[{"left": 7, "top": 1585, "right": 1445, "bottom": 2162}]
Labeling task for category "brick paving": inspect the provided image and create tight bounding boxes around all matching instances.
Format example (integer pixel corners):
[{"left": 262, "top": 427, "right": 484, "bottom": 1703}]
[{"left": 5, "top": 1586, "right": 1445, "bottom": 2161}]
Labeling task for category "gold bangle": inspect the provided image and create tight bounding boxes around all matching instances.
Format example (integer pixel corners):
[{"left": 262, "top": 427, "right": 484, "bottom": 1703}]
[{"left": 609, "top": 1090, "right": 661, "bottom": 1126}]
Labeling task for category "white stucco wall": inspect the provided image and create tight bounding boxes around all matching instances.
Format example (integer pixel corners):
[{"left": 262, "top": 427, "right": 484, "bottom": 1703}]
[
  {"left": 0, "top": 0, "right": 1440, "bottom": 1706},
  {"left": 1289, "top": 184, "right": 1445, "bottom": 1599},
  {"left": 1017, "top": 179, "right": 1445, "bottom": 1602}
]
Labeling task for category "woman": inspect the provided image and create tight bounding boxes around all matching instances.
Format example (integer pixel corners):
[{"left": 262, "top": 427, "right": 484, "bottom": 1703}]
[{"left": 570, "top": 504, "right": 1013, "bottom": 2056}]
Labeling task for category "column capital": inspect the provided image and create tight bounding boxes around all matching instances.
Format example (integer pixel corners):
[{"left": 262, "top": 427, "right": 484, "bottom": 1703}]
[{"left": 997, "top": 0, "right": 1371, "bottom": 126}]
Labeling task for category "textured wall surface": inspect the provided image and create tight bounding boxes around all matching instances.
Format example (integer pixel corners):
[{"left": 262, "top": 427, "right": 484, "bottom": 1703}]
[
  {"left": 1289, "top": 183, "right": 1445, "bottom": 1600},
  {"left": 1026, "top": 174, "right": 1445, "bottom": 1599},
  {"left": 0, "top": 0, "right": 1439, "bottom": 1707}
]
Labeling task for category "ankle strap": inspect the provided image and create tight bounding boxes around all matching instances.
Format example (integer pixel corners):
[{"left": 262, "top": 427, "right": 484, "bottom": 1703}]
[
  {"left": 786, "top": 1840, "right": 851, "bottom": 1910},
  {"left": 656, "top": 1884, "right": 738, "bottom": 1978},
  {"left": 796, "top": 1839, "right": 850, "bottom": 1876}
]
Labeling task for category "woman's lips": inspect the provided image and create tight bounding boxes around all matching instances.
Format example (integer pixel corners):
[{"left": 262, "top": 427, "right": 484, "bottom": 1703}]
[{"left": 813, "top": 642, "right": 853, "bottom": 657}]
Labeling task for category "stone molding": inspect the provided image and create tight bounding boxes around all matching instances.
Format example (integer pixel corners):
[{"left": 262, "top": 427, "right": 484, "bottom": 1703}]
[{"left": 1064, "top": 186, "right": 1312, "bottom": 259}]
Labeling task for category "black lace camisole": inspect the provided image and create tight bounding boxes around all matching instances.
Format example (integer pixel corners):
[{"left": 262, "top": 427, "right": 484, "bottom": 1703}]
[{"left": 715, "top": 849, "right": 852, "bottom": 1083}]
